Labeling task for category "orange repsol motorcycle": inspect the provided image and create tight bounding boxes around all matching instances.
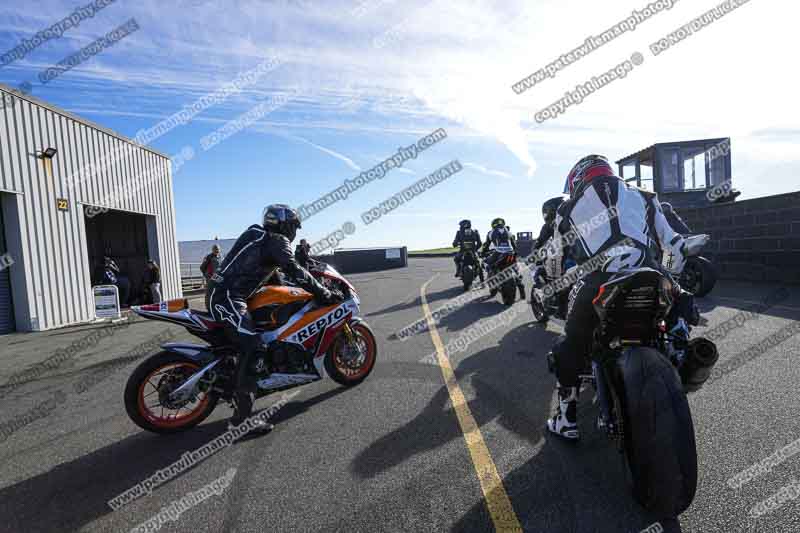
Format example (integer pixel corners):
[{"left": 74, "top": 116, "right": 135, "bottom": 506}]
[{"left": 123, "top": 263, "right": 377, "bottom": 434}]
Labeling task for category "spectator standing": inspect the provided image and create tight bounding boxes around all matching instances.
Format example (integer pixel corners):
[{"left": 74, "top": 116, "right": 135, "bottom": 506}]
[
  {"left": 143, "top": 260, "right": 162, "bottom": 303},
  {"left": 200, "top": 244, "right": 222, "bottom": 283}
]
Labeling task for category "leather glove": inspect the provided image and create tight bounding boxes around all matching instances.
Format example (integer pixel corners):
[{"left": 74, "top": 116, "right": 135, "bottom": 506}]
[{"left": 316, "top": 287, "right": 343, "bottom": 306}]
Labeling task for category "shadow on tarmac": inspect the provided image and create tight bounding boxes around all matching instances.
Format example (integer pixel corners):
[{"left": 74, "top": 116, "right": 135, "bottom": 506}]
[
  {"left": 367, "top": 285, "right": 463, "bottom": 318},
  {"left": 0, "top": 385, "right": 349, "bottom": 532},
  {"left": 352, "top": 320, "right": 684, "bottom": 532}
]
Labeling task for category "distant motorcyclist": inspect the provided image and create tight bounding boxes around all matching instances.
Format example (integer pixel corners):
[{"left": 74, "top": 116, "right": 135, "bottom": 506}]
[
  {"left": 480, "top": 218, "right": 525, "bottom": 300},
  {"left": 533, "top": 196, "right": 565, "bottom": 251},
  {"left": 295, "top": 238, "right": 313, "bottom": 268},
  {"left": 546, "top": 155, "right": 686, "bottom": 441},
  {"left": 206, "top": 204, "right": 342, "bottom": 433},
  {"left": 452, "top": 219, "right": 483, "bottom": 280}
]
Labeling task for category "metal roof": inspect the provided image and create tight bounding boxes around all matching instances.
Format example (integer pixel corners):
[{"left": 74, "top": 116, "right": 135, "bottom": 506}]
[
  {"left": 0, "top": 82, "right": 170, "bottom": 159},
  {"left": 616, "top": 137, "right": 730, "bottom": 165}
]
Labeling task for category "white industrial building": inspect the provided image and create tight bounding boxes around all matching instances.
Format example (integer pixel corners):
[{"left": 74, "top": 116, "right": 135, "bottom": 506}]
[{"left": 0, "top": 83, "right": 181, "bottom": 333}]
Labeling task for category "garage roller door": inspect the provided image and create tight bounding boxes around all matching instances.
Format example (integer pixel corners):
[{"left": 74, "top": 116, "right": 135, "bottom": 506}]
[{"left": 0, "top": 205, "right": 14, "bottom": 334}]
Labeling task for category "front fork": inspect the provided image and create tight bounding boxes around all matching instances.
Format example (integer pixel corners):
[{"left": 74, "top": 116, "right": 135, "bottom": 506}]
[
  {"left": 340, "top": 321, "right": 363, "bottom": 362},
  {"left": 343, "top": 322, "right": 356, "bottom": 344}
]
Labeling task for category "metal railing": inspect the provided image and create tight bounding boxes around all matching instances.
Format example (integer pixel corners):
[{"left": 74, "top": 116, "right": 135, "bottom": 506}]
[
  {"left": 181, "top": 262, "right": 204, "bottom": 278},
  {"left": 180, "top": 263, "right": 206, "bottom": 293}
]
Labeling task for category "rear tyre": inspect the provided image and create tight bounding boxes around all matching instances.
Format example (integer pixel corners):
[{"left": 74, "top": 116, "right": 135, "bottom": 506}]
[
  {"left": 501, "top": 283, "right": 516, "bottom": 305},
  {"left": 530, "top": 295, "right": 549, "bottom": 324},
  {"left": 617, "top": 347, "right": 697, "bottom": 517},
  {"left": 462, "top": 265, "right": 474, "bottom": 291},
  {"left": 325, "top": 321, "right": 377, "bottom": 386},
  {"left": 681, "top": 256, "right": 717, "bottom": 297},
  {"left": 124, "top": 351, "right": 219, "bottom": 434}
]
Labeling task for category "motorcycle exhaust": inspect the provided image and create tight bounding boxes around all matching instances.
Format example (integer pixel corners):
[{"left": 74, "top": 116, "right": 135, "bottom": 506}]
[{"left": 679, "top": 337, "right": 719, "bottom": 393}]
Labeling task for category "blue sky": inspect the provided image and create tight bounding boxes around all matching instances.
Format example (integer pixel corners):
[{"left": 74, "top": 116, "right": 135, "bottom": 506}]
[{"left": 1, "top": 0, "right": 798, "bottom": 251}]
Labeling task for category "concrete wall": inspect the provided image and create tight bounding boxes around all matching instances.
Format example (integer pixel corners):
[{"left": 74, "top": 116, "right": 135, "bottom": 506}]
[
  {"left": 677, "top": 192, "right": 800, "bottom": 284},
  {"left": 0, "top": 84, "right": 181, "bottom": 331},
  {"left": 323, "top": 247, "right": 408, "bottom": 274}
]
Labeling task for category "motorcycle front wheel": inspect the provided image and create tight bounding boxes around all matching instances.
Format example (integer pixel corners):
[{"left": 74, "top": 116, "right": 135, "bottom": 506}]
[
  {"left": 680, "top": 256, "right": 717, "bottom": 297},
  {"left": 325, "top": 321, "right": 378, "bottom": 386}
]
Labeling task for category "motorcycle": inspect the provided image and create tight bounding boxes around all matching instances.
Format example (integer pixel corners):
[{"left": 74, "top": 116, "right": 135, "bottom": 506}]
[
  {"left": 677, "top": 234, "right": 717, "bottom": 297},
  {"left": 482, "top": 245, "right": 522, "bottom": 305},
  {"left": 547, "top": 267, "right": 718, "bottom": 516},
  {"left": 123, "top": 262, "right": 377, "bottom": 434},
  {"left": 459, "top": 243, "right": 482, "bottom": 291},
  {"left": 660, "top": 203, "right": 717, "bottom": 297},
  {"left": 528, "top": 241, "right": 571, "bottom": 324}
]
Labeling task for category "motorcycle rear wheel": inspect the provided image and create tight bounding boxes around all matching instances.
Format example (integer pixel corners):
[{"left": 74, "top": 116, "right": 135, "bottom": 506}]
[
  {"left": 462, "top": 265, "right": 474, "bottom": 291},
  {"left": 124, "top": 351, "right": 219, "bottom": 434},
  {"left": 616, "top": 347, "right": 697, "bottom": 517},
  {"left": 500, "top": 283, "right": 516, "bottom": 305},
  {"left": 530, "top": 295, "right": 549, "bottom": 324}
]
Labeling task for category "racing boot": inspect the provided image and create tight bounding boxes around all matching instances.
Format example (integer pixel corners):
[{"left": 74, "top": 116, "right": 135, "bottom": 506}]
[
  {"left": 547, "top": 383, "right": 579, "bottom": 440},
  {"left": 455, "top": 263, "right": 462, "bottom": 278},
  {"left": 517, "top": 282, "right": 526, "bottom": 301},
  {"left": 229, "top": 390, "right": 274, "bottom": 436},
  {"left": 228, "top": 345, "right": 273, "bottom": 436}
]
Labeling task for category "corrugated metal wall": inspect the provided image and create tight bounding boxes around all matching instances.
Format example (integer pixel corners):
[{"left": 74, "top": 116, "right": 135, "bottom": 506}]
[
  {"left": 0, "top": 87, "right": 181, "bottom": 331},
  {"left": 0, "top": 204, "right": 13, "bottom": 333}
]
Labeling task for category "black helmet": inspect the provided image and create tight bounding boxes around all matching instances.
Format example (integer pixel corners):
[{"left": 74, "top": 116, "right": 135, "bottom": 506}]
[
  {"left": 491, "top": 217, "right": 505, "bottom": 229},
  {"left": 542, "top": 196, "right": 565, "bottom": 223},
  {"left": 459, "top": 219, "right": 471, "bottom": 229},
  {"left": 263, "top": 204, "right": 302, "bottom": 242}
]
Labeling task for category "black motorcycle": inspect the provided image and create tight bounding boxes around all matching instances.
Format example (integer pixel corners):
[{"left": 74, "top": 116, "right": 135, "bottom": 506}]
[
  {"left": 482, "top": 245, "right": 522, "bottom": 305},
  {"left": 678, "top": 234, "right": 717, "bottom": 297},
  {"left": 528, "top": 244, "right": 570, "bottom": 323},
  {"left": 459, "top": 243, "right": 482, "bottom": 291},
  {"left": 547, "top": 267, "right": 718, "bottom": 516}
]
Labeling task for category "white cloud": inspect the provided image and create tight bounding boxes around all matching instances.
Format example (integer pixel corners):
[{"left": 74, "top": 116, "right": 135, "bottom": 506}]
[
  {"left": 8, "top": 0, "right": 798, "bottom": 198},
  {"left": 279, "top": 133, "right": 361, "bottom": 171},
  {"left": 463, "top": 162, "right": 515, "bottom": 179}
]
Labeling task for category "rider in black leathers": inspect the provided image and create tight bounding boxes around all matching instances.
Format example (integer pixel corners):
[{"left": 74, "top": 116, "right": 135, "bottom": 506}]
[
  {"left": 545, "top": 155, "right": 687, "bottom": 441},
  {"left": 452, "top": 219, "right": 483, "bottom": 280},
  {"left": 206, "top": 204, "right": 340, "bottom": 431},
  {"left": 480, "top": 218, "right": 525, "bottom": 300},
  {"left": 534, "top": 197, "right": 565, "bottom": 250}
]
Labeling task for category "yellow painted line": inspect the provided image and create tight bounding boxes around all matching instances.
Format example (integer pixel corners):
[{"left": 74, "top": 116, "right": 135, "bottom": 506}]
[{"left": 420, "top": 275, "right": 523, "bottom": 532}]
